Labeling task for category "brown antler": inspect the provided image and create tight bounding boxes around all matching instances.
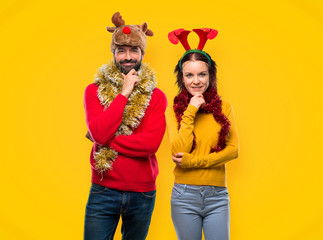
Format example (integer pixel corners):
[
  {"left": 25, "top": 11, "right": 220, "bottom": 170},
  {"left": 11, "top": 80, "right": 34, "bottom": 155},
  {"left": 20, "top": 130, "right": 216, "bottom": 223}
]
[
  {"left": 136, "top": 23, "right": 154, "bottom": 36},
  {"left": 111, "top": 12, "right": 125, "bottom": 27}
]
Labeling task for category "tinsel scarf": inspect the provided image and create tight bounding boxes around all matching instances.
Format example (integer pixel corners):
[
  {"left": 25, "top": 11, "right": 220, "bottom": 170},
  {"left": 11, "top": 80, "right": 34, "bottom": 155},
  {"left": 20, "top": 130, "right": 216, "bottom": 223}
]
[
  {"left": 93, "top": 60, "right": 156, "bottom": 174},
  {"left": 173, "top": 87, "right": 230, "bottom": 153}
]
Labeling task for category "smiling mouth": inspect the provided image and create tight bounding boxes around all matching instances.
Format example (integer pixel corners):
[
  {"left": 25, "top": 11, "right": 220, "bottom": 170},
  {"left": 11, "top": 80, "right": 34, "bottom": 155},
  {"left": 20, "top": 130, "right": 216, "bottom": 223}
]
[
  {"left": 122, "top": 62, "right": 135, "bottom": 67},
  {"left": 191, "top": 86, "right": 203, "bottom": 90}
]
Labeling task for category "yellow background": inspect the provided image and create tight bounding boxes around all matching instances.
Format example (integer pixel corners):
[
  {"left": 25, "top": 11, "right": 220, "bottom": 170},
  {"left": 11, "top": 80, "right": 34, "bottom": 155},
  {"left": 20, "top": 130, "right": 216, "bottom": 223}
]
[{"left": 1, "top": 0, "right": 323, "bottom": 239}]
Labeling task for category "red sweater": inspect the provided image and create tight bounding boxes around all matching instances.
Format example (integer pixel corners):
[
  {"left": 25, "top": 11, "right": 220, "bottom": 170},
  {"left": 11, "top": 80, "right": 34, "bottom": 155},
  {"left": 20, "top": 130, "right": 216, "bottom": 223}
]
[{"left": 84, "top": 83, "right": 167, "bottom": 192}]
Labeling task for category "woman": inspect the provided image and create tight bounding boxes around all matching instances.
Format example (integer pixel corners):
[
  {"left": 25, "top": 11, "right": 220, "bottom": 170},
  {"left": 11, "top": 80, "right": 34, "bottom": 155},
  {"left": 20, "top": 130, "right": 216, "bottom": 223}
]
[{"left": 166, "top": 28, "right": 239, "bottom": 240}]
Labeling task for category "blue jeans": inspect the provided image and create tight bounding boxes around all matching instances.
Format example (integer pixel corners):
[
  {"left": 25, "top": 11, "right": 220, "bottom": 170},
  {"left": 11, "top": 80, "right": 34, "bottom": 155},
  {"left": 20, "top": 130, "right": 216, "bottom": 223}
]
[
  {"left": 84, "top": 183, "right": 156, "bottom": 240},
  {"left": 171, "top": 183, "right": 230, "bottom": 240}
]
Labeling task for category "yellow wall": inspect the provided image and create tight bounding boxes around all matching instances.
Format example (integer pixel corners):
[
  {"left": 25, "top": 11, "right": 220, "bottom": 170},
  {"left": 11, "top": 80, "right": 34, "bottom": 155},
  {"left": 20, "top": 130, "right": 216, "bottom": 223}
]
[{"left": 1, "top": 0, "right": 323, "bottom": 239}]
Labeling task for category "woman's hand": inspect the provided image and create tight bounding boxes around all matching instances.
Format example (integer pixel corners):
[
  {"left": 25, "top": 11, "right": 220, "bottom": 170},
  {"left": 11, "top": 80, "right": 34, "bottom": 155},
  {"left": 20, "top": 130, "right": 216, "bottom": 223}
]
[
  {"left": 189, "top": 94, "right": 205, "bottom": 109},
  {"left": 172, "top": 153, "right": 183, "bottom": 166}
]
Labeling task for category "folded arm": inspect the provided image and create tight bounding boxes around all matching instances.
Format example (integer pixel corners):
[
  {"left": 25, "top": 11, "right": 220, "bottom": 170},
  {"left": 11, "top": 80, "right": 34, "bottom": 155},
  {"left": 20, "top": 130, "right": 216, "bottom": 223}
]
[
  {"left": 166, "top": 104, "right": 198, "bottom": 155},
  {"left": 109, "top": 89, "right": 167, "bottom": 157},
  {"left": 84, "top": 83, "right": 128, "bottom": 145},
  {"left": 180, "top": 104, "right": 239, "bottom": 168}
]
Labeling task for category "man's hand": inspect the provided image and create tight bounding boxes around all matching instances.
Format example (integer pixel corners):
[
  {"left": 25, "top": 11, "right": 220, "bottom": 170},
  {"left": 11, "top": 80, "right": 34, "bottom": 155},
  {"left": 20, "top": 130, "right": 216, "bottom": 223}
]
[
  {"left": 172, "top": 152, "right": 183, "bottom": 166},
  {"left": 189, "top": 94, "right": 205, "bottom": 109},
  {"left": 121, "top": 69, "right": 139, "bottom": 98}
]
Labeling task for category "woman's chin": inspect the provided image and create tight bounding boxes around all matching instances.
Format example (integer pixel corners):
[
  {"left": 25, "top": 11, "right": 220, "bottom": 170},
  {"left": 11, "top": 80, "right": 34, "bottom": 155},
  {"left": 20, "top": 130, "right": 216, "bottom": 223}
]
[{"left": 189, "top": 90, "right": 204, "bottom": 96}]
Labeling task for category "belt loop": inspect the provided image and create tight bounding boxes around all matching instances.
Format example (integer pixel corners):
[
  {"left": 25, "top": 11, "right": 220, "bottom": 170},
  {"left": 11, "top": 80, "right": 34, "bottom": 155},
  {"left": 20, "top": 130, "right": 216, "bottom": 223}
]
[{"left": 212, "top": 186, "right": 216, "bottom": 195}]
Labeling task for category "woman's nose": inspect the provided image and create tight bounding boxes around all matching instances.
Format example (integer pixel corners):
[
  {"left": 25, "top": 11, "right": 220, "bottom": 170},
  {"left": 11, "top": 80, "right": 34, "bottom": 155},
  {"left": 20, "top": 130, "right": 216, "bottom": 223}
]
[{"left": 193, "top": 76, "right": 199, "bottom": 84}]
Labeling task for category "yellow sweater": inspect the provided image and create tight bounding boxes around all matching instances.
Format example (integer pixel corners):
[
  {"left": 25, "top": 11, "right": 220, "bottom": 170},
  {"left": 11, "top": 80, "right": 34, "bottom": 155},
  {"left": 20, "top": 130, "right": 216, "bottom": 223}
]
[{"left": 165, "top": 100, "right": 239, "bottom": 187}]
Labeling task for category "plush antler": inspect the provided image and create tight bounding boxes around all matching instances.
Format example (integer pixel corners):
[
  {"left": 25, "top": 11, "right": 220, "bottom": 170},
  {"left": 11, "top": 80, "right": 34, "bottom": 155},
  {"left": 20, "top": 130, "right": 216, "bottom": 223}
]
[
  {"left": 106, "top": 12, "right": 125, "bottom": 32},
  {"left": 168, "top": 29, "right": 191, "bottom": 51},
  {"left": 193, "top": 28, "right": 218, "bottom": 50},
  {"left": 111, "top": 12, "right": 125, "bottom": 27},
  {"left": 136, "top": 24, "right": 154, "bottom": 36}
]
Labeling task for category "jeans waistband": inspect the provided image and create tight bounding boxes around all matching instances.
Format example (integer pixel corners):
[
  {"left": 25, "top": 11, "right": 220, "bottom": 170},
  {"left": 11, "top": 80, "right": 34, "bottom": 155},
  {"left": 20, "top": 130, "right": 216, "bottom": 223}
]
[{"left": 174, "top": 183, "right": 227, "bottom": 193}]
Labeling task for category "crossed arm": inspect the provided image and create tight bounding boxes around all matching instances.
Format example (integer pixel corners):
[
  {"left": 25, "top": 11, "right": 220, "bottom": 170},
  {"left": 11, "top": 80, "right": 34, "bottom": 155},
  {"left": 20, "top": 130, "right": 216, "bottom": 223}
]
[
  {"left": 166, "top": 102, "right": 239, "bottom": 168},
  {"left": 84, "top": 84, "right": 167, "bottom": 158}
]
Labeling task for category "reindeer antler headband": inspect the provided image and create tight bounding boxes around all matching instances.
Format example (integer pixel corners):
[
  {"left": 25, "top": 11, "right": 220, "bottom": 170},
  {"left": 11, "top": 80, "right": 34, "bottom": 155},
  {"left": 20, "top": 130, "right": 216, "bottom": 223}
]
[{"left": 168, "top": 28, "right": 218, "bottom": 70}]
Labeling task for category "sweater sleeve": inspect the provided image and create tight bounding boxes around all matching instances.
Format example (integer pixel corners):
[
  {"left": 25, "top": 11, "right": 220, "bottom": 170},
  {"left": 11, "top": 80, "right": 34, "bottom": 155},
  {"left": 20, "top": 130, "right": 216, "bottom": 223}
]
[
  {"left": 181, "top": 103, "right": 239, "bottom": 168},
  {"left": 109, "top": 89, "right": 167, "bottom": 157},
  {"left": 84, "top": 83, "right": 128, "bottom": 145},
  {"left": 166, "top": 104, "right": 198, "bottom": 155}
]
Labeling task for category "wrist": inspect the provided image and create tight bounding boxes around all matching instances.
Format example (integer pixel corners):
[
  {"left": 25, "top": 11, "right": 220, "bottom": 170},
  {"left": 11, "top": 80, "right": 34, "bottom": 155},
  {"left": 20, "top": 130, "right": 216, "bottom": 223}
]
[
  {"left": 188, "top": 104, "right": 199, "bottom": 110},
  {"left": 180, "top": 152, "right": 191, "bottom": 168},
  {"left": 121, "top": 91, "right": 130, "bottom": 98}
]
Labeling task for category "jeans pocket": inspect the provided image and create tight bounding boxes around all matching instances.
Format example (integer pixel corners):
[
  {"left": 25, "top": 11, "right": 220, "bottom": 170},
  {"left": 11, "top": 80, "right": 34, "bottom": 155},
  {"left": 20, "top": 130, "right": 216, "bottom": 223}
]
[
  {"left": 214, "top": 187, "right": 229, "bottom": 199},
  {"left": 141, "top": 190, "right": 156, "bottom": 199},
  {"left": 90, "top": 183, "right": 107, "bottom": 194},
  {"left": 171, "top": 184, "right": 185, "bottom": 198}
]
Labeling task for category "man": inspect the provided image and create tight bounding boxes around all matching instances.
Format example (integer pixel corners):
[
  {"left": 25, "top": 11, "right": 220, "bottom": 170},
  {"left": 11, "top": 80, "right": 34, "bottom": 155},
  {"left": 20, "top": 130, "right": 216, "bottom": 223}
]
[{"left": 83, "top": 12, "right": 167, "bottom": 240}]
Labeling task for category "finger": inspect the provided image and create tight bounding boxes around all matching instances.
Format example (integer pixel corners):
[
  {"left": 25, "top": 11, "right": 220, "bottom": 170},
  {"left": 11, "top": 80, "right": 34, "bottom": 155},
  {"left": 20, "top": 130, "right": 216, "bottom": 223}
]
[
  {"left": 173, "top": 159, "right": 180, "bottom": 166},
  {"left": 175, "top": 153, "right": 183, "bottom": 157},
  {"left": 175, "top": 159, "right": 181, "bottom": 166},
  {"left": 121, "top": 73, "right": 126, "bottom": 78},
  {"left": 174, "top": 158, "right": 182, "bottom": 165},
  {"left": 133, "top": 78, "right": 140, "bottom": 84},
  {"left": 172, "top": 156, "right": 180, "bottom": 162},
  {"left": 128, "top": 69, "right": 137, "bottom": 76},
  {"left": 132, "top": 76, "right": 139, "bottom": 81}
]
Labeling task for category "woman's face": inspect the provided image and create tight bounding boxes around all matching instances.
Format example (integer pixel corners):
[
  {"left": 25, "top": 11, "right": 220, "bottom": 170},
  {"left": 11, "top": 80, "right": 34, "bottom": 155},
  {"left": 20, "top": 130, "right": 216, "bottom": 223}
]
[{"left": 182, "top": 60, "right": 210, "bottom": 95}]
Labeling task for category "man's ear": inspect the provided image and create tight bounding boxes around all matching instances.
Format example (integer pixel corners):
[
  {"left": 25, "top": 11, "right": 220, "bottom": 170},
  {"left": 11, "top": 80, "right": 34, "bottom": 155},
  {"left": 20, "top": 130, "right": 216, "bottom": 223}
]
[{"left": 141, "top": 48, "right": 145, "bottom": 60}]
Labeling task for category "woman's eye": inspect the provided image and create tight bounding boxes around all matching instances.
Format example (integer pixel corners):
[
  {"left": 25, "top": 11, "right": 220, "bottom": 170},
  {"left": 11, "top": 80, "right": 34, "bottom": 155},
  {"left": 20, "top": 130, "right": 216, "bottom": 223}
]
[
  {"left": 185, "top": 73, "right": 193, "bottom": 78},
  {"left": 199, "top": 73, "right": 207, "bottom": 77}
]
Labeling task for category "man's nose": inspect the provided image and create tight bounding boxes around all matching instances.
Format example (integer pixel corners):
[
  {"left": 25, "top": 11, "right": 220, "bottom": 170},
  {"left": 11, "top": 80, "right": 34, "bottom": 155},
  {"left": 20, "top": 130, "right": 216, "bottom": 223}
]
[{"left": 125, "top": 50, "right": 131, "bottom": 60}]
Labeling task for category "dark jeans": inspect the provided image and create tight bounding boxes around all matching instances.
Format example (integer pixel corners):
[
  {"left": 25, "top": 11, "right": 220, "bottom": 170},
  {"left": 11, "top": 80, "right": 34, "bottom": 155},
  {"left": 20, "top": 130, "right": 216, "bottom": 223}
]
[{"left": 84, "top": 183, "right": 156, "bottom": 240}]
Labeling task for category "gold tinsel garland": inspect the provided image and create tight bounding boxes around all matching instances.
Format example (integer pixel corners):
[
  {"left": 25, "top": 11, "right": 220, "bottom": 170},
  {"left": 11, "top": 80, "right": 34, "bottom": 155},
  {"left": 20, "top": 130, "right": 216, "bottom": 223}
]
[{"left": 93, "top": 60, "right": 156, "bottom": 174}]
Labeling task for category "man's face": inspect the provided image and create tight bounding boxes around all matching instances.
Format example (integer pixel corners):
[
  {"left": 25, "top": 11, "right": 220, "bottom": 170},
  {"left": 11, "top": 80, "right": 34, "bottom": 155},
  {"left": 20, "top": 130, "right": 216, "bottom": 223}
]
[{"left": 114, "top": 45, "right": 144, "bottom": 74}]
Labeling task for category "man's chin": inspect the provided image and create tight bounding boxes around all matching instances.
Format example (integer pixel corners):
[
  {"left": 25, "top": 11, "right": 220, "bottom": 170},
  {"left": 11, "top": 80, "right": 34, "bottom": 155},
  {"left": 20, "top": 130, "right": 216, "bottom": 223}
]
[
  {"left": 115, "top": 61, "right": 142, "bottom": 75},
  {"left": 120, "top": 66, "right": 132, "bottom": 75},
  {"left": 121, "top": 64, "right": 141, "bottom": 74},
  {"left": 120, "top": 65, "right": 136, "bottom": 75}
]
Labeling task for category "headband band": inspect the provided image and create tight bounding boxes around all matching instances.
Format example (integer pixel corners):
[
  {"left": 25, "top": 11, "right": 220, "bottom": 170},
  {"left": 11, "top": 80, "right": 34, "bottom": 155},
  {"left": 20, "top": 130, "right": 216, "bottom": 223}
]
[{"left": 179, "top": 49, "right": 212, "bottom": 71}]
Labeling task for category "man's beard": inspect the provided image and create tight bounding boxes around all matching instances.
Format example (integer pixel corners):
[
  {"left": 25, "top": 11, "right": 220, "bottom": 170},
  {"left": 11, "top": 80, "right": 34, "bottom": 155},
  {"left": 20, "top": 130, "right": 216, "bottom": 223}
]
[{"left": 116, "top": 59, "right": 142, "bottom": 75}]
